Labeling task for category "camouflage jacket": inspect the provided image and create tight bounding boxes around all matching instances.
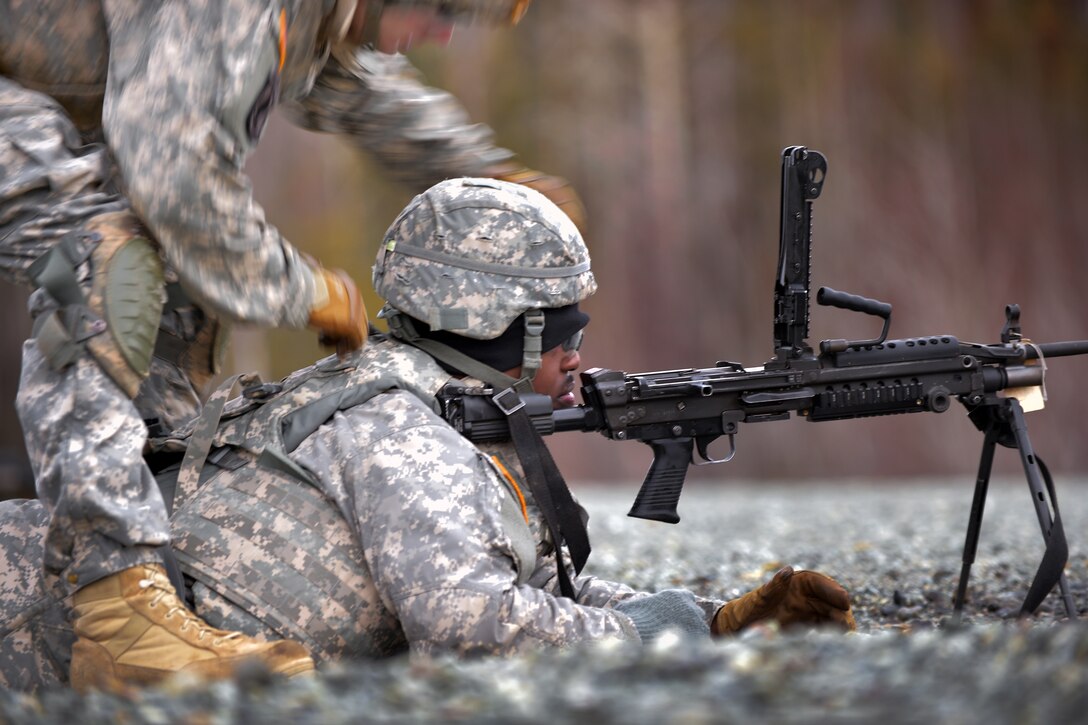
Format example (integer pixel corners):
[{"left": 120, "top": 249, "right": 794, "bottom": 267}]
[
  {"left": 0, "top": 338, "right": 726, "bottom": 686},
  {"left": 0, "top": 0, "right": 514, "bottom": 328},
  {"left": 165, "top": 337, "right": 705, "bottom": 660}
]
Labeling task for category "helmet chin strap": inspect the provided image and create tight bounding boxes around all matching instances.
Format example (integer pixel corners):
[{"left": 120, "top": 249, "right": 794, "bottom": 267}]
[
  {"left": 519, "top": 309, "right": 544, "bottom": 384},
  {"left": 381, "top": 306, "right": 535, "bottom": 394}
]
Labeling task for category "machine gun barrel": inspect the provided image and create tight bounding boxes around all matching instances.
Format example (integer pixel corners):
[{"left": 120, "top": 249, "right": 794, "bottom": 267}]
[{"left": 1031, "top": 340, "right": 1088, "bottom": 358}]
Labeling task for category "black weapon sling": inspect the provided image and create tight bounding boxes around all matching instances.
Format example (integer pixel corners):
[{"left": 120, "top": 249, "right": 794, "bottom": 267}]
[
  {"left": 495, "top": 388, "right": 591, "bottom": 600},
  {"left": 389, "top": 316, "right": 593, "bottom": 600}
]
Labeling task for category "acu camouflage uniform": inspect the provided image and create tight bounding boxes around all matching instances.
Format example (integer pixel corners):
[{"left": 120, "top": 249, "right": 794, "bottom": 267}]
[
  {"left": 0, "top": 499, "right": 73, "bottom": 691},
  {"left": 0, "top": 0, "right": 517, "bottom": 594},
  {"left": 168, "top": 338, "right": 674, "bottom": 660},
  {"left": 162, "top": 180, "right": 722, "bottom": 661},
  {"left": 0, "top": 337, "right": 724, "bottom": 689}
]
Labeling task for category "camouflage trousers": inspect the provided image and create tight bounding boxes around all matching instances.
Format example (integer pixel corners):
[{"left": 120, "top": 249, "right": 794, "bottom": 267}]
[
  {"left": 2, "top": 75, "right": 209, "bottom": 593},
  {"left": 0, "top": 498, "right": 73, "bottom": 691}
]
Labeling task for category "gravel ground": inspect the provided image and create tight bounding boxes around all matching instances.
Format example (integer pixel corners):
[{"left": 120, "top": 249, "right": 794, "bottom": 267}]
[{"left": 3, "top": 477, "right": 1086, "bottom": 723}]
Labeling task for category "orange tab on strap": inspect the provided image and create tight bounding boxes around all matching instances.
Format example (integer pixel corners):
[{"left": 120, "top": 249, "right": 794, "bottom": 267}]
[
  {"left": 491, "top": 456, "right": 529, "bottom": 524},
  {"left": 277, "top": 8, "right": 287, "bottom": 72},
  {"left": 511, "top": 0, "right": 531, "bottom": 24}
]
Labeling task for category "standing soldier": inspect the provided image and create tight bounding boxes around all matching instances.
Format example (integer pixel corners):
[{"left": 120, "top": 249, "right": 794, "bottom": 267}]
[{"left": 0, "top": 0, "right": 581, "bottom": 690}]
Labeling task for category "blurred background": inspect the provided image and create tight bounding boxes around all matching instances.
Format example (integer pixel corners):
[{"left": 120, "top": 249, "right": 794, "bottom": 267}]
[{"left": 3, "top": 0, "right": 1088, "bottom": 499}]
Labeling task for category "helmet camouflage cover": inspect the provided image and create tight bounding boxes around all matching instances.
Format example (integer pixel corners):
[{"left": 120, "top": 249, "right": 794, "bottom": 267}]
[
  {"left": 373, "top": 177, "right": 596, "bottom": 340},
  {"left": 378, "top": 0, "right": 532, "bottom": 25}
]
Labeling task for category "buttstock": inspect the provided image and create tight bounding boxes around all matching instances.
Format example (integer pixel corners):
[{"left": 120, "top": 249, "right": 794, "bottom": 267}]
[{"left": 627, "top": 438, "right": 694, "bottom": 524}]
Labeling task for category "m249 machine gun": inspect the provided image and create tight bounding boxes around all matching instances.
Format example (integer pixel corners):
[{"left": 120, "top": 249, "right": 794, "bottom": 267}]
[{"left": 441, "top": 147, "right": 1088, "bottom": 618}]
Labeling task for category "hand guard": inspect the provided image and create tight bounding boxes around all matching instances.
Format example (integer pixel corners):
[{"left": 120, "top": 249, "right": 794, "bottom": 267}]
[
  {"left": 307, "top": 265, "right": 368, "bottom": 357},
  {"left": 711, "top": 566, "right": 856, "bottom": 635},
  {"left": 485, "top": 163, "right": 588, "bottom": 234}
]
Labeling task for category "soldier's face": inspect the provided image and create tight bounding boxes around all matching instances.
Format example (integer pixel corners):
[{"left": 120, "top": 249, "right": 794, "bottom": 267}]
[
  {"left": 506, "top": 340, "right": 582, "bottom": 410},
  {"left": 374, "top": 7, "right": 455, "bottom": 53}
]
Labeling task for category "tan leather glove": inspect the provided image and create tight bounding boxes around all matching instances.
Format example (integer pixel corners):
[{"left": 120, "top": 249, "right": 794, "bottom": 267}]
[
  {"left": 484, "top": 162, "right": 588, "bottom": 235},
  {"left": 307, "top": 265, "right": 368, "bottom": 357},
  {"left": 712, "top": 566, "right": 856, "bottom": 635}
]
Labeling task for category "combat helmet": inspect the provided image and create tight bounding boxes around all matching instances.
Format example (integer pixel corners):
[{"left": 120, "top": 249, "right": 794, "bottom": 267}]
[{"left": 374, "top": 177, "right": 595, "bottom": 385}]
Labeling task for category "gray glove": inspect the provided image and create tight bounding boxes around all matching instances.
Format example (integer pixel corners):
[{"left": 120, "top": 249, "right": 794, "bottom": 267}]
[{"left": 613, "top": 590, "right": 711, "bottom": 643}]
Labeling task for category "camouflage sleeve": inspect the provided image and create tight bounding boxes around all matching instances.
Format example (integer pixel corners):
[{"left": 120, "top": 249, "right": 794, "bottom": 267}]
[
  {"left": 576, "top": 573, "right": 724, "bottom": 623},
  {"left": 539, "top": 553, "right": 725, "bottom": 625},
  {"left": 480, "top": 440, "right": 726, "bottom": 626},
  {"left": 100, "top": 1, "right": 316, "bottom": 327},
  {"left": 346, "top": 393, "right": 640, "bottom": 655},
  {"left": 283, "top": 48, "right": 515, "bottom": 191}
]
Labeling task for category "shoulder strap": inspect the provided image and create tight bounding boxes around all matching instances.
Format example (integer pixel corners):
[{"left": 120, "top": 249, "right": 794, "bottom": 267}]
[
  {"left": 171, "top": 341, "right": 452, "bottom": 508},
  {"left": 497, "top": 388, "right": 590, "bottom": 599},
  {"left": 174, "top": 373, "right": 249, "bottom": 511}
]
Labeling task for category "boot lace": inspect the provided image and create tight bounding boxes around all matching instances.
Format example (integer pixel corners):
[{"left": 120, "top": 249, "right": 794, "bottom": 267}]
[{"left": 139, "top": 567, "right": 243, "bottom": 646}]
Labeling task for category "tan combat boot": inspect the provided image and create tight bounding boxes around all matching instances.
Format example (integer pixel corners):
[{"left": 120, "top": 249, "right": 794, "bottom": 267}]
[{"left": 70, "top": 564, "right": 314, "bottom": 691}]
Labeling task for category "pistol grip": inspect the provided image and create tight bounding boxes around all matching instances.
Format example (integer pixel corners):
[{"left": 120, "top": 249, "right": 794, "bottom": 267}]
[{"left": 627, "top": 438, "right": 693, "bottom": 524}]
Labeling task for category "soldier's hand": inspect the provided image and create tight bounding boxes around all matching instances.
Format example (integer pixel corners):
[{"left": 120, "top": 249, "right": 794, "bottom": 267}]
[
  {"left": 711, "top": 567, "right": 856, "bottom": 635},
  {"left": 485, "top": 163, "right": 588, "bottom": 235},
  {"left": 307, "top": 264, "right": 368, "bottom": 357}
]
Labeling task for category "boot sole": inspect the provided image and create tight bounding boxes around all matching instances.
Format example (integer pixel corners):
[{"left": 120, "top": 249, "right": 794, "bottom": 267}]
[
  {"left": 71, "top": 640, "right": 162, "bottom": 693},
  {"left": 71, "top": 639, "right": 316, "bottom": 690},
  {"left": 278, "top": 657, "right": 317, "bottom": 678}
]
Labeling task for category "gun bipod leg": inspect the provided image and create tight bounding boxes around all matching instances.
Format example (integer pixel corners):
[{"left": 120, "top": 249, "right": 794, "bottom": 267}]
[
  {"left": 953, "top": 428, "right": 998, "bottom": 621},
  {"left": 1007, "top": 400, "right": 1077, "bottom": 619}
]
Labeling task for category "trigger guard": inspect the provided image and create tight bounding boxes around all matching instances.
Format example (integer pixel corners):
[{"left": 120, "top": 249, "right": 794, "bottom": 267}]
[{"left": 693, "top": 434, "right": 736, "bottom": 465}]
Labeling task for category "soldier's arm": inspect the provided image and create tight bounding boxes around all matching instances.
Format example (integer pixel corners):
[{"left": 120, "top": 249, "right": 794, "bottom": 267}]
[
  {"left": 536, "top": 552, "right": 725, "bottom": 625},
  {"left": 350, "top": 407, "right": 641, "bottom": 654},
  {"left": 480, "top": 442, "right": 725, "bottom": 624},
  {"left": 282, "top": 48, "right": 515, "bottom": 190},
  {"left": 100, "top": 1, "right": 316, "bottom": 328}
]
